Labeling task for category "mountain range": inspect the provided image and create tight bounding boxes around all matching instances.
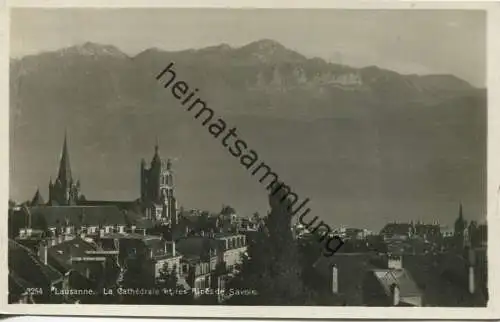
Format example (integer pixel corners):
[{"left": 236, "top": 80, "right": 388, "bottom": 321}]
[{"left": 9, "top": 39, "right": 487, "bottom": 230}]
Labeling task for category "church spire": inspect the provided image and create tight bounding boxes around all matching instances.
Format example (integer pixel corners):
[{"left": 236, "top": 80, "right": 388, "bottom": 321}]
[
  {"left": 57, "top": 131, "right": 72, "bottom": 185},
  {"left": 30, "top": 188, "right": 45, "bottom": 206},
  {"left": 151, "top": 137, "right": 161, "bottom": 166}
]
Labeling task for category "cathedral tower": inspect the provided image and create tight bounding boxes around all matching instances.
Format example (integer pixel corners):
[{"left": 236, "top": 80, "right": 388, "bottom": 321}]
[
  {"left": 48, "top": 133, "right": 81, "bottom": 205},
  {"left": 140, "top": 142, "right": 178, "bottom": 226}
]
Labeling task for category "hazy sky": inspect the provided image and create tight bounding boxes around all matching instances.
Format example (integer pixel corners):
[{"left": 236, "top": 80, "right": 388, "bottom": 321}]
[{"left": 11, "top": 8, "right": 486, "bottom": 87}]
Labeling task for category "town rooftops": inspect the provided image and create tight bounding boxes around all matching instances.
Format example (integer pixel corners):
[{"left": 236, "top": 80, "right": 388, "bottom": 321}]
[
  {"left": 213, "top": 232, "right": 245, "bottom": 239},
  {"left": 9, "top": 271, "right": 33, "bottom": 298},
  {"left": 15, "top": 205, "right": 129, "bottom": 229},
  {"left": 8, "top": 239, "right": 63, "bottom": 287},
  {"left": 370, "top": 268, "right": 422, "bottom": 306},
  {"left": 176, "top": 236, "right": 214, "bottom": 257},
  {"left": 100, "top": 232, "right": 155, "bottom": 240},
  {"left": 77, "top": 199, "right": 140, "bottom": 210},
  {"left": 48, "top": 237, "right": 99, "bottom": 272},
  {"left": 313, "top": 252, "right": 487, "bottom": 306},
  {"left": 380, "top": 223, "right": 412, "bottom": 237}
]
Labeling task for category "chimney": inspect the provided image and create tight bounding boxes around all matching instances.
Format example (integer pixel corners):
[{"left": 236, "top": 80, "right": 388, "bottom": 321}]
[
  {"left": 331, "top": 264, "right": 339, "bottom": 294},
  {"left": 391, "top": 283, "right": 400, "bottom": 306},
  {"left": 27, "top": 207, "right": 32, "bottom": 229},
  {"left": 388, "top": 255, "right": 403, "bottom": 270},
  {"left": 164, "top": 241, "right": 176, "bottom": 257},
  {"left": 38, "top": 242, "right": 48, "bottom": 265},
  {"left": 468, "top": 248, "right": 476, "bottom": 294}
]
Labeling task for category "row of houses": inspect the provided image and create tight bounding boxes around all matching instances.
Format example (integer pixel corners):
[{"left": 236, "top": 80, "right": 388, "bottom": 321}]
[
  {"left": 311, "top": 248, "right": 487, "bottom": 307},
  {"left": 8, "top": 204, "right": 248, "bottom": 304}
]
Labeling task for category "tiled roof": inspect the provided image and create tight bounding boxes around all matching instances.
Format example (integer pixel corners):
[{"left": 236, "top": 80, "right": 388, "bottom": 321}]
[
  {"left": 77, "top": 199, "right": 139, "bottom": 209},
  {"left": 9, "top": 271, "right": 33, "bottom": 296},
  {"left": 213, "top": 232, "right": 245, "bottom": 239},
  {"left": 313, "top": 251, "right": 487, "bottom": 307},
  {"left": 48, "top": 237, "right": 97, "bottom": 265},
  {"left": 16, "top": 206, "right": 129, "bottom": 229},
  {"left": 8, "top": 239, "right": 63, "bottom": 287},
  {"left": 403, "top": 253, "right": 487, "bottom": 306},
  {"left": 371, "top": 268, "right": 421, "bottom": 299},
  {"left": 144, "top": 237, "right": 175, "bottom": 258},
  {"left": 176, "top": 236, "right": 214, "bottom": 257},
  {"left": 313, "top": 253, "right": 382, "bottom": 305},
  {"left": 101, "top": 232, "right": 150, "bottom": 239}
]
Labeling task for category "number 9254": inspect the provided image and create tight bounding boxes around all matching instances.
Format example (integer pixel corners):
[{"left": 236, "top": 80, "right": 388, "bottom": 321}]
[{"left": 26, "top": 288, "right": 43, "bottom": 295}]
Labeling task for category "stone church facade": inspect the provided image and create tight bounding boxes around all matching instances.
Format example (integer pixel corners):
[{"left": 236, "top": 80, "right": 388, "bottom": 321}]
[
  {"left": 140, "top": 143, "right": 179, "bottom": 226},
  {"left": 36, "top": 134, "right": 179, "bottom": 227}
]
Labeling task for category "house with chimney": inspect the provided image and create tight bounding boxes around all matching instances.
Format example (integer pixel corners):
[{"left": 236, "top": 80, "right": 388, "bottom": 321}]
[
  {"left": 43, "top": 237, "right": 120, "bottom": 303},
  {"left": 11, "top": 205, "right": 130, "bottom": 242},
  {"left": 176, "top": 232, "right": 247, "bottom": 275},
  {"left": 8, "top": 239, "right": 64, "bottom": 304},
  {"left": 362, "top": 255, "right": 422, "bottom": 306},
  {"left": 312, "top": 249, "right": 486, "bottom": 307},
  {"left": 98, "top": 231, "right": 182, "bottom": 285}
]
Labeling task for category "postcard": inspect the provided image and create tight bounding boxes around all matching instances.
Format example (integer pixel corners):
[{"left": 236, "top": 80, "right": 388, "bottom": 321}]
[{"left": 1, "top": 0, "right": 499, "bottom": 319}]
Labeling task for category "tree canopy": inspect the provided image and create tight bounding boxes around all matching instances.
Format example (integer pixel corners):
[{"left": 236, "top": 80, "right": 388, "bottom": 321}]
[{"left": 226, "top": 184, "right": 321, "bottom": 305}]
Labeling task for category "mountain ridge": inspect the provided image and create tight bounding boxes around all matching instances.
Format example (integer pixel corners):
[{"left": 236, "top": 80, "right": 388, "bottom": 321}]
[
  {"left": 11, "top": 39, "right": 479, "bottom": 92},
  {"left": 9, "top": 39, "right": 486, "bottom": 229}
]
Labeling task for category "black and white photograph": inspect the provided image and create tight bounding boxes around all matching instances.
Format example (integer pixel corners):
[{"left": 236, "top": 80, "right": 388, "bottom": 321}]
[{"left": 2, "top": 2, "right": 499, "bottom": 319}]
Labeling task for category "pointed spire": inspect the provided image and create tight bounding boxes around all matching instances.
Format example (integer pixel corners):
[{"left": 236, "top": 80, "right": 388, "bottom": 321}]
[
  {"left": 459, "top": 202, "right": 464, "bottom": 220},
  {"left": 57, "top": 131, "right": 73, "bottom": 185},
  {"left": 31, "top": 188, "right": 45, "bottom": 206},
  {"left": 151, "top": 137, "right": 161, "bottom": 166}
]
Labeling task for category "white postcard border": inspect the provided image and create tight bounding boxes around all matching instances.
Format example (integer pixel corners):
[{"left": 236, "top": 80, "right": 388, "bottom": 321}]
[{"left": 1, "top": 0, "right": 499, "bottom": 319}]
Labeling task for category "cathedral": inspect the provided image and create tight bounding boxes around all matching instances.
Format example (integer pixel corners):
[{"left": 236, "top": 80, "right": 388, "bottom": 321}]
[
  {"left": 47, "top": 133, "right": 82, "bottom": 206},
  {"left": 140, "top": 142, "right": 179, "bottom": 226},
  {"left": 33, "top": 133, "right": 179, "bottom": 227}
]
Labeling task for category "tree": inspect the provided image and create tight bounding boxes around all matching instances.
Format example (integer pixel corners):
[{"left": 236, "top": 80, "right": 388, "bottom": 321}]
[
  {"left": 119, "top": 256, "right": 156, "bottom": 304},
  {"left": 155, "top": 264, "right": 191, "bottom": 304},
  {"left": 220, "top": 205, "right": 236, "bottom": 216},
  {"left": 226, "top": 183, "right": 319, "bottom": 305},
  {"left": 8, "top": 199, "right": 16, "bottom": 208}
]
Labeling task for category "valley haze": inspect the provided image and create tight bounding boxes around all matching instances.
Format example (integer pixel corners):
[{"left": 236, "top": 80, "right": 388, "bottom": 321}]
[{"left": 9, "top": 39, "right": 486, "bottom": 231}]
